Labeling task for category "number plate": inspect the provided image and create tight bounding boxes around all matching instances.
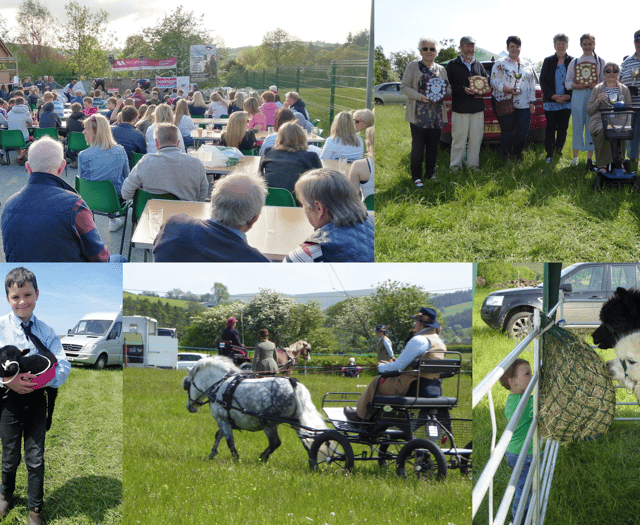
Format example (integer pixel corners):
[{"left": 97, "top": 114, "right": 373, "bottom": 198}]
[{"left": 484, "top": 123, "right": 501, "bottom": 134}]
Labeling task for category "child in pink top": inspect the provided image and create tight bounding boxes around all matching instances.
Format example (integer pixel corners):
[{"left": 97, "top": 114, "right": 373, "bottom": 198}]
[
  {"left": 259, "top": 91, "right": 279, "bottom": 127},
  {"left": 82, "top": 97, "right": 98, "bottom": 116},
  {"left": 244, "top": 97, "right": 267, "bottom": 131}
]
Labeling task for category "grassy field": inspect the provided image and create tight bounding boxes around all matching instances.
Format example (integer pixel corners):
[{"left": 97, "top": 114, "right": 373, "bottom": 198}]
[
  {"left": 3, "top": 367, "right": 122, "bottom": 525},
  {"left": 375, "top": 104, "right": 640, "bottom": 261},
  {"left": 473, "top": 287, "right": 640, "bottom": 525},
  {"left": 124, "top": 367, "right": 471, "bottom": 525}
]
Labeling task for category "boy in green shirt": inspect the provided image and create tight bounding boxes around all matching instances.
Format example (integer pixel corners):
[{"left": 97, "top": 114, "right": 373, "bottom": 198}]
[{"left": 500, "top": 358, "right": 533, "bottom": 525}]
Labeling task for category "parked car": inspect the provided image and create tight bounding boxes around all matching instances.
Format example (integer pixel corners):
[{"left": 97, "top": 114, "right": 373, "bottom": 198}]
[
  {"left": 176, "top": 352, "right": 209, "bottom": 370},
  {"left": 374, "top": 82, "right": 406, "bottom": 105},
  {"left": 440, "top": 60, "right": 546, "bottom": 144},
  {"left": 481, "top": 263, "right": 640, "bottom": 338}
]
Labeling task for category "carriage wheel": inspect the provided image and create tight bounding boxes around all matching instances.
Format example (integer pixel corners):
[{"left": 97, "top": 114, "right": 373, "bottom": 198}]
[
  {"left": 459, "top": 441, "right": 473, "bottom": 476},
  {"left": 396, "top": 439, "right": 447, "bottom": 481},
  {"left": 308, "top": 431, "right": 354, "bottom": 474}
]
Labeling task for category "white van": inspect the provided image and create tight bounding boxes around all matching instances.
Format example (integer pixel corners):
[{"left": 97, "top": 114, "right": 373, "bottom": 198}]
[{"left": 61, "top": 311, "right": 123, "bottom": 369}]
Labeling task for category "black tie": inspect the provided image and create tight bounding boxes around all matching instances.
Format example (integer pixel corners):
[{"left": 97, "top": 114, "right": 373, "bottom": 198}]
[{"left": 22, "top": 322, "right": 51, "bottom": 356}]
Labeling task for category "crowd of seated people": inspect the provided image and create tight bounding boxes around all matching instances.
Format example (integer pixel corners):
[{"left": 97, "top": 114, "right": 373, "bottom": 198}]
[{"left": 0, "top": 79, "right": 376, "bottom": 263}]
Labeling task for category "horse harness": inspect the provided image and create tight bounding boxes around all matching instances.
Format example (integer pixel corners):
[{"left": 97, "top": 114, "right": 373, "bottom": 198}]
[{"left": 187, "top": 372, "right": 300, "bottom": 430}]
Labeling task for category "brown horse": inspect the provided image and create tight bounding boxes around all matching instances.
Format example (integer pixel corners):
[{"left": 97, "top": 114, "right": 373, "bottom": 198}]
[{"left": 276, "top": 340, "right": 311, "bottom": 377}]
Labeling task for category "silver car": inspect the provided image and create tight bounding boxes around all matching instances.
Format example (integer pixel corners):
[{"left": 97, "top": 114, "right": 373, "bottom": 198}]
[
  {"left": 374, "top": 82, "right": 406, "bottom": 105},
  {"left": 176, "top": 352, "right": 209, "bottom": 370}
]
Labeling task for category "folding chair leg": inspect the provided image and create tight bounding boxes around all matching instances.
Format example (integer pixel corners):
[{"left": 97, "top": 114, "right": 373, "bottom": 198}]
[{"left": 119, "top": 211, "right": 129, "bottom": 256}]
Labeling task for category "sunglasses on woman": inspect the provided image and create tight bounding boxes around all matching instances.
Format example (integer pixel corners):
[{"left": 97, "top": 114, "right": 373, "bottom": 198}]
[
  {"left": 422, "top": 47, "right": 436, "bottom": 52},
  {"left": 604, "top": 69, "right": 619, "bottom": 74}
]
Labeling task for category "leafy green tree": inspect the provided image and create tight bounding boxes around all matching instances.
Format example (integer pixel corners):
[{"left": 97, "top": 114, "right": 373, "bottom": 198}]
[
  {"left": 60, "top": 1, "right": 113, "bottom": 78},
  {"left": 371, "top": 281, "right": 436, "bottom": 352},
  {"left": 436, "top": 38, "right": 458, "bottom": 63},
  {"left": 374, "top": 46, "right": 397, "bottom": 84},
  {"left": 259, "top": 28, "right": 299, "bottom": 69},
  {"left": 326, "top": 295, "right": 373, "bottom": 353},
  {"left": 210, "top": 283, "right": 230, "bottom": 306},
  {"left": 0, "top": 13, "right": 8, "bottom": 41},
  {"left": 390, "top": 50, "right": 417, "bottom": 80},
  {"left": 120, "top": 35, "right": 153, "bottom": 60},
  {"left": 15, "top": 0, "right": 57, "bottom": 64},
  {"left": 180, "top": 302, "right": 246, "bottom": 350},
  {"left": 242, "top": 290, "right": 295, "bottom": 347},
  {"left": 141, "top": 7, "right": 213, "bottom": 77}
]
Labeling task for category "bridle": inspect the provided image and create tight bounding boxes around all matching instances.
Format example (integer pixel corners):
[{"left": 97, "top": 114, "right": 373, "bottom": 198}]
[{"left": 185, "top": 371, "right": 233, "bottom": 409}]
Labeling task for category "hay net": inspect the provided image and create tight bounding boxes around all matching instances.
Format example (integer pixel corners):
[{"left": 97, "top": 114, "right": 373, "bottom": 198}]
[{"left": 538, "top": 318, "right": 616, "bottom": 444}]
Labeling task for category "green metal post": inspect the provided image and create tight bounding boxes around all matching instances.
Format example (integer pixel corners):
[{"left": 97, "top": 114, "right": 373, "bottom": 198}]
[
  {"left": 296, "top": 67, "right": 301, "bottom": 94},
  {"left": 329, "top": 62, "right": 337, "bottom": 126}
]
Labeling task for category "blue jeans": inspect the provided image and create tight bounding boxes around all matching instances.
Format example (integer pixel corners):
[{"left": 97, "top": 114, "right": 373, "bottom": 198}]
[
  {"left": 505, "top": 451, "right": 533, "bottom": 525},
  {"left": 491, "top": 99, "right": 531, "bottom": 159}
]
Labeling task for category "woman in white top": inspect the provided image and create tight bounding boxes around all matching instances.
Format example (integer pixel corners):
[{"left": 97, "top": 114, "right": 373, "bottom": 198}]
[
  {"left": 146, "top": 104, "right": 186, "bottom": 153},
  {"left": 319, "top": 111, "right": 364, "bottom": 161},
  {"left": 174, "top": 98, "right": 196, "bottom": 147},
  {"left": 490, "top": 35, "right": 536, "bottom": 161},
  {"left": 207, "top": 92, "right": 229, "bottom": 118},
  {"left": 349, "top": 126, "right": 374, "bottom": 200}
]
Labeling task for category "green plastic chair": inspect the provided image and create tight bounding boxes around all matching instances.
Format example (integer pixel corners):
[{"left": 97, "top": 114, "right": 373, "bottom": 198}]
[
  {"left": 265, "top": 187, "right": 296, "bottom": 207},
  {"left": 65, "top": 132, "right": 89, "bottom": 176},
  {"left": 192, "top": 114, "right": 205, "bottom": 119},
  {"left": 132, "top": 151, "right": 144, "bottom": 167},
  {"left": 32, "top": 127, "right": 59, "bottom": 141},
  {"left": 0, "top": 129, "right": 28, "bottom": 166},
  {"left": 75, "top": 176, "right": 131, "bottom": 256},
  {"left": 241, "top": 148, "right": 259, "bottom": 156},
  {"left": 129, "top": 189, "right": 179, "bottom": 260},
  {"left": 364, "top": 193, "right": 374, "bottom": 211}
]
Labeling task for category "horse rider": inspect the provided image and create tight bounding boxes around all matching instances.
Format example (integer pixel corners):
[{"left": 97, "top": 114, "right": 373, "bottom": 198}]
[
  {"left": 375, "top": 325, "right": 394, "bottom": 363},
  {"left": 219, "top": 317, "right": 246, "bottom": 358}
]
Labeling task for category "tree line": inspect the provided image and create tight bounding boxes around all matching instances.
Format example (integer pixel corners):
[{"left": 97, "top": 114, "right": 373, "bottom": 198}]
[
  {"left": 123, "top": 281, "right": 472, "bottom": 354},
  {"left": 1, "top": 2, "right": 368, "bottom": 84}
]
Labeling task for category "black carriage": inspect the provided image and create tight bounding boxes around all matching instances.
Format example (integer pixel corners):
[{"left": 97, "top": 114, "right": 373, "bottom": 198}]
[
  {"left": 305, "top": 351, "right": 472, "bottom": 480},
  {"left": 216, "top": 340, "right": 252, "bottom": 370}
]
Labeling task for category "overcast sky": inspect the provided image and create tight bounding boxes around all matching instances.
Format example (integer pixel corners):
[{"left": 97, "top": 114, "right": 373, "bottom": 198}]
[
  {"left": 123, "top": 263, "right": 474, "bottom": 298},
  {"left": 0, "top": 263, "right": 123, "bottom": 335},
  {"left": 0, "top": 0, "right": 371, "bottom": 50},
  {"left": 376, "top": 0, "right": 639, "bottom": 65}
]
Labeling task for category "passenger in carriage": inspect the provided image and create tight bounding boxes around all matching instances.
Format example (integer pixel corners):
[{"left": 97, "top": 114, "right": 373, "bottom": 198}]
[
  {"left": 343, "top": 307, "right": 446, "bottom": 422},
  {"left": 221, "top": 317, "right": 244, "bottom": 349}
]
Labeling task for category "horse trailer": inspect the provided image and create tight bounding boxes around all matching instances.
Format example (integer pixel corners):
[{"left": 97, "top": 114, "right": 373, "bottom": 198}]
[{"left": 123, "top": 315, "right": 178, "bottom": 369}]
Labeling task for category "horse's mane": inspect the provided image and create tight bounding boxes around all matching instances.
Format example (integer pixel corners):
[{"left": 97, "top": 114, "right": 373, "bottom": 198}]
[
  {"left": 190, "top": 355, "right": 240, "bottom": 376},
  {"left": 287, "top": 340, "right": 310, "bottom": 353}
]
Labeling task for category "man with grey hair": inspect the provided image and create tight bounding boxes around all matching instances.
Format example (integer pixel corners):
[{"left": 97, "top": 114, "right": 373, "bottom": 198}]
[
  {"left": 284, "top": 91, "right": 310, "bottom": 121},
  {"left": 446, "top": 36, "right": 488, "bottom": 172},
  {"left": 153, "top": 171, "right": 270, "bottom": 262},
  {"left": 1, "top": 137, "right": 113, "bottom": 262},
  {"left": 120, "top": 123, "right": 208, "bottom": 201}
]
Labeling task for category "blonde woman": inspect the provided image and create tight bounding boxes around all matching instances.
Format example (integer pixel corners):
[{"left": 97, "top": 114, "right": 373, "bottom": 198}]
[
  {"left": 188, "top": 91, "right": 207, "bottom": 116},
  {"left": 228, "top": 92, "right": 245, "bottom": 115},
  {"left": 174, "top": 98, "right": 196, "bottom": 147},
  {"left": 319, "top": 111, "right": 364, "bottom": 161},
  {"left": 207, "top": 92, "right": 228, "bottom": 118},
  {"left": 136, "top": 104, "right": 156, "bottom": 136},
  {"left": 145, "top": 104, "right": 185, "bottom": 153},
  {"left": 258, "top": 121, "right": 322, "bottom": 197},
  {"left": 349, "top": 126, "right": 374, "bottom": 200},
  {"left": 220, "top": 111, "right": 257, "bottom": 151},
  {"left": 352, "top": 108, "right": 374, "bottom": 132},
  {"left": 78, "top": 114, "right": 130, "bottom": 231},
  {"left": 244, "top": 97, "right": 267, "bottom": 131}
]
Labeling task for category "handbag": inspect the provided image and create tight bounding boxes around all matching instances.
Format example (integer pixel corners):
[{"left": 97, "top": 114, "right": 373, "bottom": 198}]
[{"left": 494, "top": 97, "right": 514, "bottom": 117}]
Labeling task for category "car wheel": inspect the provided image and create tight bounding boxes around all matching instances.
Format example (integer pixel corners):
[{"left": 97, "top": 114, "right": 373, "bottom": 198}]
[
  {"left": 505, "top": 311, "right": 534, "bottom": 339},
  {"left": 95, "top": 354, "right": 108, "bottom": 370},
  {"left": 374, "top": 98, "right": 383, "bottom": 105}
]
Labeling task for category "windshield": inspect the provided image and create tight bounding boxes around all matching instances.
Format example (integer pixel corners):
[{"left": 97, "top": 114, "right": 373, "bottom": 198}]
[{"left": 69, "top": 319, "right": 113, "bottom": 336}]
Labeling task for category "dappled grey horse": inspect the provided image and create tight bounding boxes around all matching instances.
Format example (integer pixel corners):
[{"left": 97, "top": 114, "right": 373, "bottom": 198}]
[{"left": 183, "top": 355, "right": 327, "bottom": 461}]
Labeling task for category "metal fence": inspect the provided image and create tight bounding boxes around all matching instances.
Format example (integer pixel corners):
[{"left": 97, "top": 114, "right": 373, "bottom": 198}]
[{"left": 228, "top": 60, "right": 371, "bottom": 128}]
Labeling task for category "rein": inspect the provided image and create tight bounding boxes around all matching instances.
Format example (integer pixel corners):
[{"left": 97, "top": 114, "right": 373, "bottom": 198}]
[{"left": 187, "top": 371, "right": 234, "bottom": 408}]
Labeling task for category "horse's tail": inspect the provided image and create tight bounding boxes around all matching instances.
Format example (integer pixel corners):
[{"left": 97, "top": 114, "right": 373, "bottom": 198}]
[{"left": 290, "top": 380, "right": 327, "bottom": 448}]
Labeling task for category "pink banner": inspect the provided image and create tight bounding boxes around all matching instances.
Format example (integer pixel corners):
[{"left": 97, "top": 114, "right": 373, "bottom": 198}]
[{"left": 111, "top": 58, "right": 177, "bottom": 71}]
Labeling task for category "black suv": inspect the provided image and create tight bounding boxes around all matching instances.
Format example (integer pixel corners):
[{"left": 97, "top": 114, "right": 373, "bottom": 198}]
[{"left": 480, "top": 262, "right": 640, "bottom": 338}]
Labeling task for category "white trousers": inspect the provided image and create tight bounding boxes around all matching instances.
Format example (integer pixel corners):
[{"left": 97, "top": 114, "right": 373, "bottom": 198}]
[{"left": 450, "top": 111, "right": 484, "bottom": 169}]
